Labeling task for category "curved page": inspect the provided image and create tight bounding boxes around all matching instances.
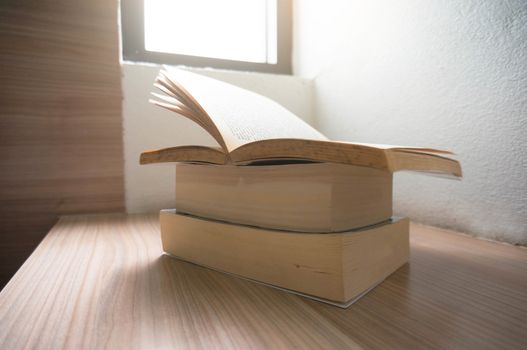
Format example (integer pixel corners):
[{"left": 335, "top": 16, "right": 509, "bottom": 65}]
[{"left": 163, "top": 67, "right": 328, "bottom": 151}]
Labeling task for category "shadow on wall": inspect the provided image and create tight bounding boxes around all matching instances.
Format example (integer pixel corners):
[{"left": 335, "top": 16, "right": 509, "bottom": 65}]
[{"left": 293, "top": 0, "right": 527, "bottom": 245}]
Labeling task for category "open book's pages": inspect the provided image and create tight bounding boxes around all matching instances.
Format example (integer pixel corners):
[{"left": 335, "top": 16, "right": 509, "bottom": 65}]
[
  {"left": 175, "top": 162, "right": 393, "bottom": 232},
  {"left": 143, "top": 68, "right": 462, "bottom": 178},
  {"left": 161, "top": 210, "right": 409, "bottom": 306},
  {"left": 141, "top": 140, "right": 462, "bottom": 177},
  {"left": 150, "top": 67, "right": 327, "bottom": 152}
]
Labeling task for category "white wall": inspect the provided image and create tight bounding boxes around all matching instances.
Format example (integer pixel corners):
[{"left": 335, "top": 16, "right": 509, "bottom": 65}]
[
  {"left": 122, "top": 62, "right": 313, "bottom": 213},
  {"left": 294, "top": 0, "right": 527, "bottom": 244}
]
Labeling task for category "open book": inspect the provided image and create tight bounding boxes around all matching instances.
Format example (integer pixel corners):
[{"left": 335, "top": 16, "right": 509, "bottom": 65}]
[{"left": 140, "top": 68, "right": 462, "bottom": 177}]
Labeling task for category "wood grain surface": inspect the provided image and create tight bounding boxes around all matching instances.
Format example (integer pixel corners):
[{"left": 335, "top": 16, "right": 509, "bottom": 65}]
[
  {"left": 0, "top": 214, "right": 526, "bottom": 349},
  {"left": 0, "top": 0, "right": 124, "bottom": 287}
]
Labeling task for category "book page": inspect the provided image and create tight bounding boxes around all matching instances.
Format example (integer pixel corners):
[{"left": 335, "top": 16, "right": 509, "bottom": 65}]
[
  {"left": 163, "top": 67, "right": 328, "bottom": 152},
  {"left": 229, "top": 139, "right": 462, "bottom": 177},
  {"left": 349, "top": 142, "right": 454, "bottom": 154}
]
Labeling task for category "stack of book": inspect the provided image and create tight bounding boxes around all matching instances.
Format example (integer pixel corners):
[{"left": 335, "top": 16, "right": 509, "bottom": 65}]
[{"left": 141, "top": 69, "right": 462, "bottom": 307}]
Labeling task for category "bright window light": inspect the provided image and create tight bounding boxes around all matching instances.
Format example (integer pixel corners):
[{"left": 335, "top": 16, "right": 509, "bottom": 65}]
[{"left": 144, "top": 0, "right": 277, "bottom": 64}]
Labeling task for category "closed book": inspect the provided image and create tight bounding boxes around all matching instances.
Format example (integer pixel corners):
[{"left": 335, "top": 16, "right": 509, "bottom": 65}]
[
  {"left": 160, "top": 210, "right": 409, "bottom": 307},
  {"left": 175, "top": 162, "right": 393, "bottom": 232}
]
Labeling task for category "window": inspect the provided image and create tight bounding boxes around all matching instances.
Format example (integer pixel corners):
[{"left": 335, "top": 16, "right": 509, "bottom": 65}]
[{"left": 121, "top": 0, "right": 292, "bottom": 74}]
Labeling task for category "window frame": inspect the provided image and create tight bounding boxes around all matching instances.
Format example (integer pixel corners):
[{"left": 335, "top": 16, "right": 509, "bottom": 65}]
[{"left": 121, "top": 0, "right": 292, "bottom": 74}]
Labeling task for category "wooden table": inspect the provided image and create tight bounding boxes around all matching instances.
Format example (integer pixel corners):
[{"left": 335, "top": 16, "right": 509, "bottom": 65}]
[{"left": 0, "top": 214, "right": 526, "bottom": 349}]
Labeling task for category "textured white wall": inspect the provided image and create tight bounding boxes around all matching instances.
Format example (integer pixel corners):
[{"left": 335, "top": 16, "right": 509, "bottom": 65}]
[
  {"left": 122, "top": 62, "right": 313, "bottom": 213},
  {"left": 294, "top": 0, "right": 527, "bottom": 244}
]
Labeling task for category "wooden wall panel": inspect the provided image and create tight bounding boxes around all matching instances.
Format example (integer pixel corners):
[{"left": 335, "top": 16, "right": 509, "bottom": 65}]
[{"left": 0, "top": 0, "right": 124, "bottom": 288}]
